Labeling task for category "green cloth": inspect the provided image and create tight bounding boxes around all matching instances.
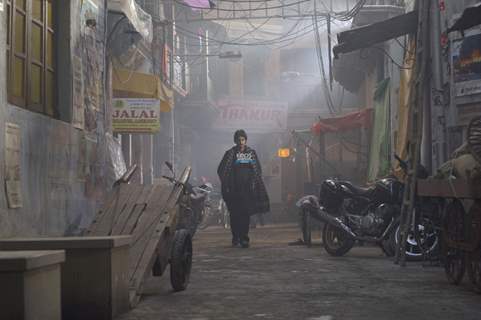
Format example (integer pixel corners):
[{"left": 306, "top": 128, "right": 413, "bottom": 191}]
[{"left": 367, "top": 79, "right": 391, "bottom": 182}]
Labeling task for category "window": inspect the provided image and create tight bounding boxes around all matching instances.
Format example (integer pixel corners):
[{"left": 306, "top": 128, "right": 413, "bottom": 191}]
[{"left": 6, "top": 0, "right": 56, "bottom": 116}]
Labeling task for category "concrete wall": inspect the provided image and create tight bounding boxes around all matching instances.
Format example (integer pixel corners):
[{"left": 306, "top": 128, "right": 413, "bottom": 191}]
[{"left": 0, "top": 0, "right": 110, "bottom": 237}]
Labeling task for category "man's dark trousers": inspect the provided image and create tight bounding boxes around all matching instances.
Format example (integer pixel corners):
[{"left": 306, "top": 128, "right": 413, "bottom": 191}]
[{"left": 229, "top": 198, "right": 251, "bottom": 242}]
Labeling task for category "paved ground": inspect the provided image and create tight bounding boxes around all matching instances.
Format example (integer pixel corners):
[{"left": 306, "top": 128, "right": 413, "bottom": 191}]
[{"left": 118, "top": 224, "right": 481, "bottom": 320}]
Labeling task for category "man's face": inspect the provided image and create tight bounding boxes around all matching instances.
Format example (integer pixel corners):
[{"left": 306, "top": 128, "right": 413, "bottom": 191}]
[{"left": 237, "top": 136, "right": 247, "bottom": 147}]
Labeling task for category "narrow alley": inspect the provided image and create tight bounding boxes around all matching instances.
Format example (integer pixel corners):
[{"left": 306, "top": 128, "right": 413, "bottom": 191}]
[
  {"left": 119, "top": 224, "right": 481, "bottom": 320},
  {"left": 2, "top": 1, "right": 481, "bottom": 319}
]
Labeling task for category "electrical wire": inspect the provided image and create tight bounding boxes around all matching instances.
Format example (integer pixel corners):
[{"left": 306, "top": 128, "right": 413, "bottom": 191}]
[
  {"left": 312, "top": 14, "right": 337, "bottom": 115},
  {"left": 174, "top": 17, "right": 323, "bottom": 46},
  {"left": 172, "top": 0, "right": 311, "bottom": 11},
  {"left": 367, "top": 46, "right": 413, "bottom": 70}
]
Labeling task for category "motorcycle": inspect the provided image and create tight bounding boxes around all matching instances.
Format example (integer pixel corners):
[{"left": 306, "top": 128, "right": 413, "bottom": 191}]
[
  {"left": 298, "top": 156, "right": 440, "bottom": 260},
  {"left": 162, "top": 164, "right": 212, "bottom": 238},
  {"left": 177, "top": 182, "right": 213, "bottom": 238},
  {"left": 198, "top": 190, "right": 230, "bottom": 230}
]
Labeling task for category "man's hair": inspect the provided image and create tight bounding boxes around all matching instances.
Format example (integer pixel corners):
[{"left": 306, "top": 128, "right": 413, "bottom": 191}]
[{"left": 233, "top": 129, "right": 247, "bottom": 143}]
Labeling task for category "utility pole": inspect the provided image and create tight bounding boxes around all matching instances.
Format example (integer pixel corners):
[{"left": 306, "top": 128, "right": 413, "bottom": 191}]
[
  {"left": 429, "top": 0, "right": 447, "bottom": 169},
  {"left": 395, "top": 0, "right": 431, "bottom": 266},
  {"left": 328, "top": 0, "right": 333, "bottom": 90}
]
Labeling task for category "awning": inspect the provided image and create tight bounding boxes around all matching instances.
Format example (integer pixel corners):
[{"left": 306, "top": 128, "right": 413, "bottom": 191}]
[
  {"left": 333, "top": 10, "right": 418, "bottom": 57},
  {"left": 311, "top": 108, "right": 373, "bottom": 135},
  {"left": 113, "top": 68, "right": 173, "bottom": 112},
  {"left": 448, "top": 2, "right": 481, "bottom": 33},
  {"left": 108, "top": 0, "right": 153, "bottom": 43}
]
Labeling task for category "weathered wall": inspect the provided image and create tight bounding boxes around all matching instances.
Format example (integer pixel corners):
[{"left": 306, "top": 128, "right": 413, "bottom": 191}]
[{"left": 0, "top": 0, "right": 110, "bottom": 237}]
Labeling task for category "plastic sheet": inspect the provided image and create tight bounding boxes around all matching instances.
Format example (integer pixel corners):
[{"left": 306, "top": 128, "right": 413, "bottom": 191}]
[
  {"left": 108, "top": 0, "right": 153, "bottom": 43},
  {"left": 105, "top": 133, "right": 127, "bottom": 187}
]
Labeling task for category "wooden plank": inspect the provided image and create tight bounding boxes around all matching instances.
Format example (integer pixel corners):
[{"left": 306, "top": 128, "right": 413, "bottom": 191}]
[
  {"left": 110, "top": 185, "right": 148, "bottom": 235},
  {"left": 120, "top": 185, "right": 160, "bottom": 235},
  {"left": 128, "top": 169, "right": 190, "bottom": 296},
  {"left": 129, "top": 183, "right": 184, "bottom": 284},
  {"left": 417, "top": 179, "right": 481, "bottom": 199},
  {"left": 130, "top": 185, "right": 173, "bottom": 244},
  {"left": 127, "top": 185, "right": 175, "bottom": 283},
  {"left": 94, "top": 185, "right": 144, "bottom": 236},
  {"left": 334, "top": 10, "right": 418, "bottom": 56},
  {"left": 129, "top": 207, "right": 175, "bottom": 294},
  {"left": 87, "top": 183, "right": 132, "bottom": 235}
]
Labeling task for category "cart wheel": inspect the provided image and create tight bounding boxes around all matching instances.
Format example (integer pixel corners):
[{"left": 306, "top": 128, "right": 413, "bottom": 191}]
[
  {"left": 467, "top": 115, "right": 481, "bottom": 164},
  {"left": 445, "top": 249, "right": 466, "bottom": 285},
  {"left": 170, "top": 229, "right": 193, "bottom": 292},
  {"left": 443, "top": 200, "right": 466, "bottom": 285},
  {"left": 301, "top": 208, "right": 312, "bottom": 247},
  {"left": 467, "top": 250, "right": 481, "bottom": 293}
]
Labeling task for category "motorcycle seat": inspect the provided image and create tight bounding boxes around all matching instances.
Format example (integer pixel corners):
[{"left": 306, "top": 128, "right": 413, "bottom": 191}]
[{"left": 339, "top": 181, "right": 373, "bottom": 197}]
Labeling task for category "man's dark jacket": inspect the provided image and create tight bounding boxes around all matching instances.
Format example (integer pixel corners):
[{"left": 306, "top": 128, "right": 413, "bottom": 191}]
[{"left": 217, "top": 146, "right": 270, "bottom": 215}]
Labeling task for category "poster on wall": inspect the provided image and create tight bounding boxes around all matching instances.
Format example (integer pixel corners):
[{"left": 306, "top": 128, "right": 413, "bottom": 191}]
[
  {"left": 452, "top": 28, "right": 481, "bottom": 97},
  {"left": 112, "top": 98, "right": 161, "bottom": 133},
  {"left": 72, "top": 55, "right": 85, "bottom": 129},
  {"left": 213, "top": 99, "right": 288, "bottom": 133},
  {"left": 5, "top": 123, "right": 22, "bottom": 208}
]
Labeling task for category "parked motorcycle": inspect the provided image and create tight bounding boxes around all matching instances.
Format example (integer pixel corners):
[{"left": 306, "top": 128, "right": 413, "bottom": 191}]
[
  {"left": 298, "top": 156, "right": 440, "bottom": 260},
  {"left": 198, "top": 190, "right": 230, "bottom": 230},
  {"left": 162, "top": 164, "right": 211, "bottom": 238},
  {"left": 177, "top": 182, "right": 213, "bottom": 238}
]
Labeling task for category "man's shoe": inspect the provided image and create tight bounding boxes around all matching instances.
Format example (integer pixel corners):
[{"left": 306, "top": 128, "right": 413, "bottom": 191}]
[{"left": 232, "top": 238, "right": 240, "bottom": 247}]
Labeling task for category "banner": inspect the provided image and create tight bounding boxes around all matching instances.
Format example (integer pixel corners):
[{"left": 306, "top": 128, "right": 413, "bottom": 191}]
[
  {"left": 311, "top": 108, "right": 372, "bottom": 135},
  {"left": 213, "top": 99, "right": 288, "bottom": 133},
  {"left": 112, "top": 98, "right": 160, "bottom": 133},
  {"left": 367, "top": 79, "right": 391, "bottom": 182},
  {"left": 452, "top": 29, "right": 481, "bottom": 97}
]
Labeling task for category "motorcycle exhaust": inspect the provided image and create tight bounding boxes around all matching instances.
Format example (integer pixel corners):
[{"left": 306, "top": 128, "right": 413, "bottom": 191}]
[
  {"left": 311, "top": 207, "right": 357, "bottom": 239},
  {"left": 308, "top": 205, "right": 383, "bottom": 243}
]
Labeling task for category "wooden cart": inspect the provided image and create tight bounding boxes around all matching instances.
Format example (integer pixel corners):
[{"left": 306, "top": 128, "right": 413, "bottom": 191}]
[
  {"left": 417, "top": 179, "right": 481, "bottom": 291},
  {"left": 85, "top": 165, "right": 193, "bottom": 306},
  {"left": 415, "top": 116, "right": 481, "bottom": 292}
]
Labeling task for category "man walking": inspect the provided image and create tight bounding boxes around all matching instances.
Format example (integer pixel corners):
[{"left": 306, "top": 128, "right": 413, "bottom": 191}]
[{"left": 217, "top": 130, "right": 270, "bottom": 248}]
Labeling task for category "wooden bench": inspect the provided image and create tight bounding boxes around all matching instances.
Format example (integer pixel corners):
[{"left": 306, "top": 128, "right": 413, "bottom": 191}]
[
  {"left": 0, "top": 236, "right": 130, "bottom": 320},
  {"left": 0, "top": 250, "right": 65, "bottom": 320}
]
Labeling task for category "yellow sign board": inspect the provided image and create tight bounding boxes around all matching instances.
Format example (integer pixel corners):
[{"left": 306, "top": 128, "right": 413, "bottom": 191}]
[
  {"left": 112, "top": 98, "right": 161, "bottom": 133},
  {"left": 277, "top": 148, "right": 290, "bottom": 158}
]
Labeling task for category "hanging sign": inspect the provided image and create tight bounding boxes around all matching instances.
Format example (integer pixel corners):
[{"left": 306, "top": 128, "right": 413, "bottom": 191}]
[
  {"left": 213, "top": 99, "right": 288, "bottom": 133},
  {"left": 112, "top": 98, "right": 161, "bottom": 133},
  {"left": 452, "top": 29, "right": 481, "bottom": 97}
]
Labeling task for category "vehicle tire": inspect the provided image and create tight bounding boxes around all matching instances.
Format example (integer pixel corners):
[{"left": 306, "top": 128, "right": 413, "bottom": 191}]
[
  {"left": 301, "top": 208, "right": 312, "bottom": 247},
  {"left": 170, "top": 229, "right": 193, "bottom": 292},
  {"left": 393, "top": 218, "right": 439, "bottom": 262},
  {"left": 444, "top": 249, "right": 465, "bottom": 285},
  {"left": 466, "top": 249, "right": 481, "bottom": 292},
  {"left": 322, "top": 223, "right": 354, "bottom": 256},
  {"left": 381, "top": 229, "right": 396, "bottom": 257}
]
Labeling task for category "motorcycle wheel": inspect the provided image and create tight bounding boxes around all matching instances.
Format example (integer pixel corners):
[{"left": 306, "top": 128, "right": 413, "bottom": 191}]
[
  {"left": 393, "top": 218, "right": 439, "bottom": 261},
  {"left": 322, "top": 223, "right": 354, "bottom": 257},
  {"left": 301, "top": 208, "right": 312, "bottom": 247},
  {"left": 380, "top": 230, "right": 396, "bottom": 257}
]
